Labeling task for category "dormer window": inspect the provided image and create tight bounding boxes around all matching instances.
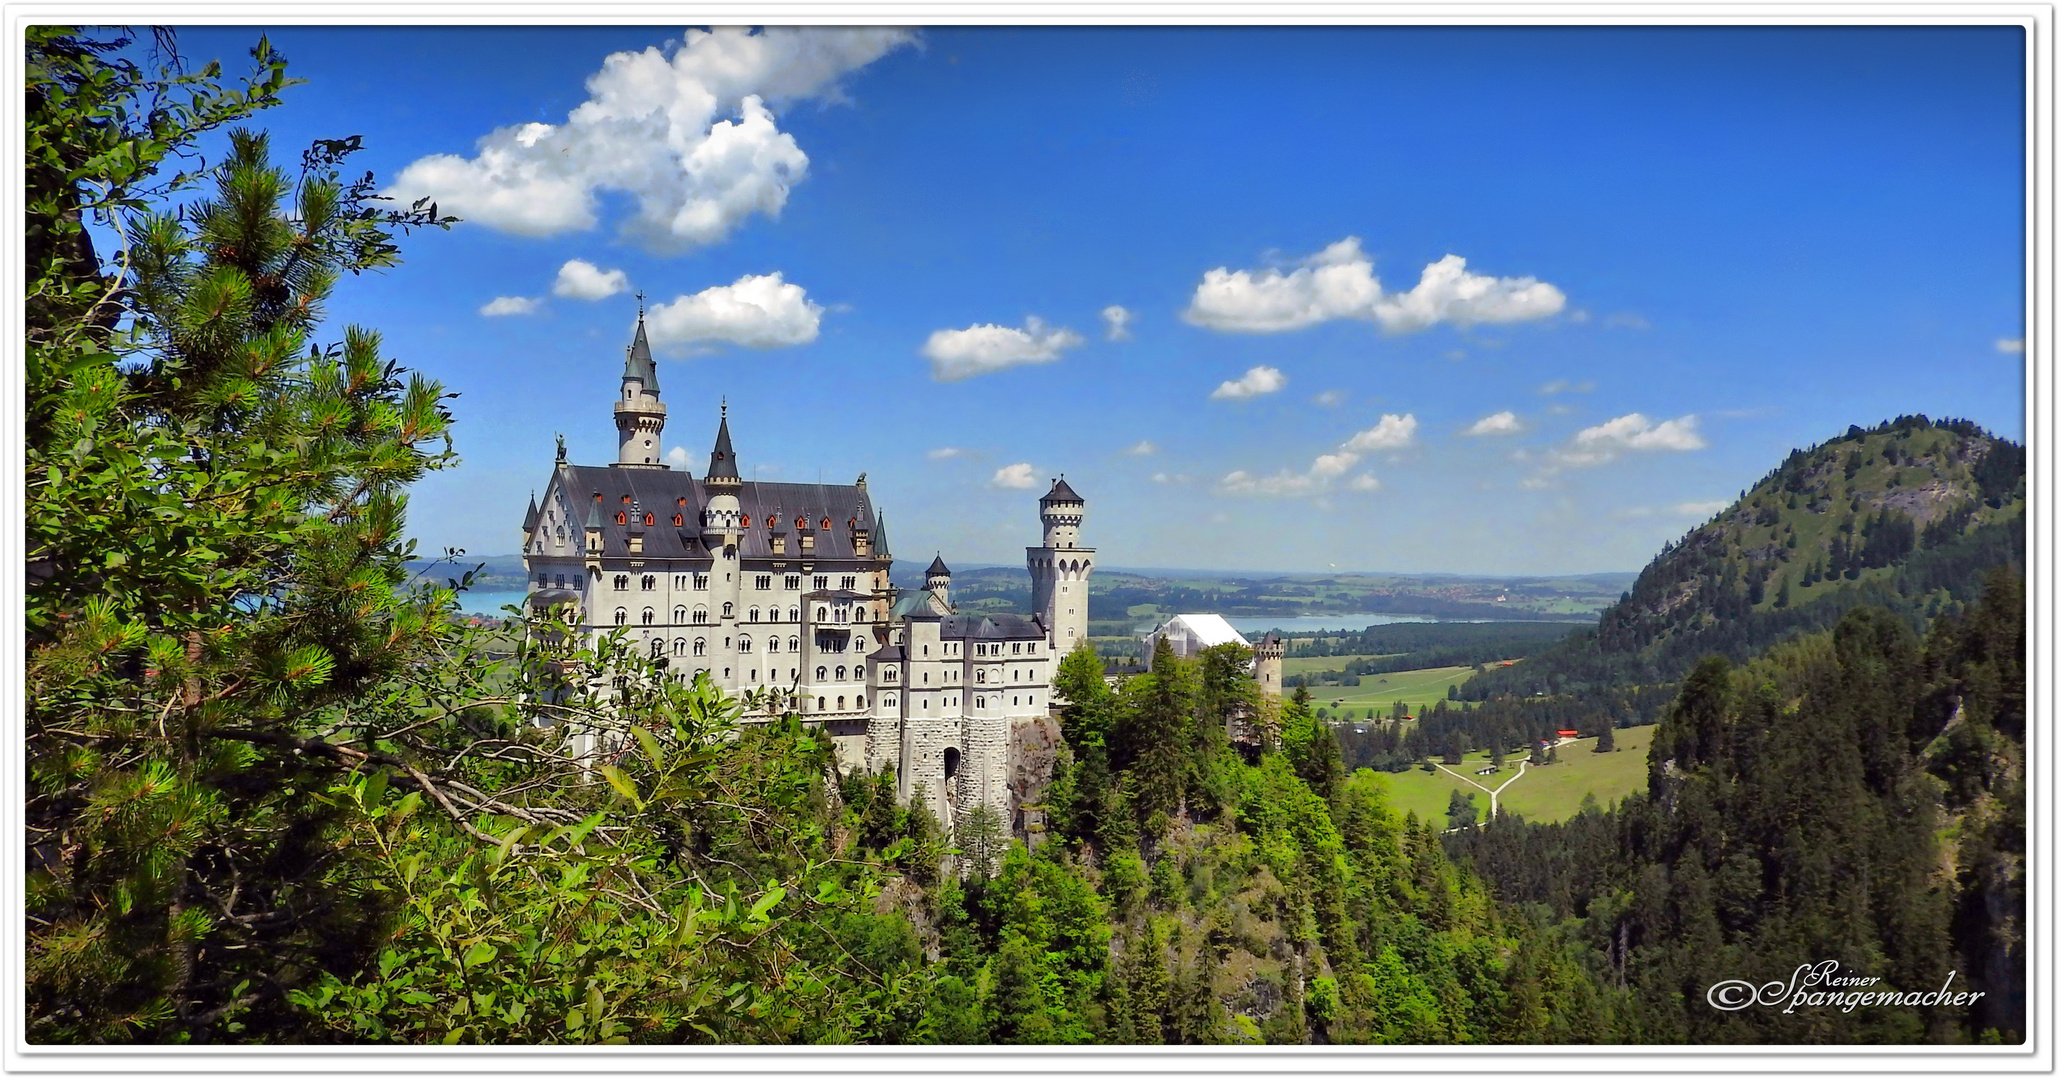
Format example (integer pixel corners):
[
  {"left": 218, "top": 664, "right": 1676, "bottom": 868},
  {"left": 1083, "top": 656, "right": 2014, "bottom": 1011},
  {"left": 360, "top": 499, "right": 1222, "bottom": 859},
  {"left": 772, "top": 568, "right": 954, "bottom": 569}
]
[
  {"left": 644, "top": 513, "right": 655, "bottom": 527},
  {"left": 616, "top": 512, "right": 627, "bottom": 525},
  {"left": 673, "top": 514, "right": 684, "bottom": 527}
]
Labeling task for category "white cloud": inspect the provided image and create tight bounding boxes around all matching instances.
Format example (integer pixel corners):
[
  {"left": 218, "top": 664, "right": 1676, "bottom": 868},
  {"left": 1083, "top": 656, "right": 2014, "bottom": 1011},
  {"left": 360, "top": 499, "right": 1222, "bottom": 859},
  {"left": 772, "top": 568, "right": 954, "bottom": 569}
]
[
  {"left": 1312, "top": 389, "right": 1344, "bottom": 407},
  {"left": 1462, "top": 410, "right": 1522, "bottom": 436},
  {"left": 644, "top": 271, "right": 823, "bottom": 350},
  {"left": 1997, "top": 337, "right": 2025, "bottom": 354},
  {"left": 1310, "top": 451, "right": 1361, "bottom": 478},
  {"left": 666, "top": 446, "right": 691, "bottom": 467},
  {"left": 480, "top": 295, "right": 542, "bottom": 316},
  {"left": 1210, "top": 365, "right": 1288, "bottom": 400},
  {"left": 1151, "top": 472, "right": 1193, "bottom": 484},
  {"left": 1348, "top": 473, "right": 1381, "bottom": 492},
  {"left": 553, "top": 259, "right": 630, "bottom": 300},
  {"left": 1125, "top": 440, "right": 1156, "bottom": 456},
  {"left": 386, "top": 28, "right": 914, "bottom": 251},
  {"left": 1102, "top": 305, "right": 1134, "bottom": 341},
  {"left": 1537, "top": 378, "right": 1595, "bottom": 396},
  {"left": 990, "top": 462, "right": 1039, "bottom": 489},
  {"left": 1183, "top": 236, "right": 1565, "bottom": 334},
  {"left": 923, "top": 316, "right": 1082, "bottom": 381},
  {"left": 1217, "top": 469, "right": 1322, "bottom": 497},
  {"left": 1574, "top": 412, "right": 1706, "bottom": 452},
  {"left": 927, "top": 447, "right": 965, "bottom": 461},
  {"left": 1674, "top": 499, "right": 1729, "bottom": 516},
  {"left": 1343, "top": 413, "right": 1417, "bottom": 451}
]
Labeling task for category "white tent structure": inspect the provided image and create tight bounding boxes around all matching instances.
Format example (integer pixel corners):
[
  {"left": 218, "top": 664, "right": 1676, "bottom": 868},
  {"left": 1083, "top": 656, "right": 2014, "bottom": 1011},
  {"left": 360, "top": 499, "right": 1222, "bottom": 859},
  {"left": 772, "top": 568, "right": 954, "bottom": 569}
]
[{"left": 1142, "top": 613, "right": 1251, "bottom": 669}]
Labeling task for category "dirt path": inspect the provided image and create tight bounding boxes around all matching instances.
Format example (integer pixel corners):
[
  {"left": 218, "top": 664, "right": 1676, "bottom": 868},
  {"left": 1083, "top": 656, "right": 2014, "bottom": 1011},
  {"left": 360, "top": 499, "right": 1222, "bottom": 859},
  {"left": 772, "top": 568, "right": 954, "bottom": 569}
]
[{"left": 1433, "top": 758, "right": 1528, "bottom": 820}]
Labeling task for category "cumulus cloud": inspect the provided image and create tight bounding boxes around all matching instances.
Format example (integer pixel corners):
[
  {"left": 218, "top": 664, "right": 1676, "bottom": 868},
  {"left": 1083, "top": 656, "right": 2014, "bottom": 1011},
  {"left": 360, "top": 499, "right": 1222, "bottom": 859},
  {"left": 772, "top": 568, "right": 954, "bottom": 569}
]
[
  {"left": 1574, "top": 412, "right": 1706, "bottom": 452},
  {"left": 923, "top": 316, "right": 1082, "bottom": 381},
  {"left": 990, "top": 463, "right": 1039, "bottom": 489},
  {"left": 1342, "top": 413, "right": 1417, "bottom": 451},
  {"left": 553, "top": 259, "right": 630, "bottom": 300},
  {"left": 1997, "top": 337, "right": 2025, "bottom": 354},
  {"left": 1210, "top": 365, "right": 1288, "bottom": 400},
  {"left": 1216, "top": 418, "right": 1414, "bottom": 498},
  {"left": 480, "top": 295, "right": 542, "bottom": 316},
  {"left": 1102, "top": 305, "right": 1134, "bottom": 341},
  {"left": 1462, "top": 410, "right": 1522, "bottom": 436},
  {"left": 386, "top": 28, "right": 914, "bottom": 251},
  {"left": 1125, "top": 440, "right": 1157, "bottom": 456},
  {"left": 927, "top": 447, "right": 965, "bottom": 461},
  {"left": 1183, "top": 237, "right": 1565, "bottom": 334},
  {"left": 644, "top": 271, "right": 823, "bottom": 350},
  {"left": 666, "top": 446, "right": 691, "bottom": 467}
]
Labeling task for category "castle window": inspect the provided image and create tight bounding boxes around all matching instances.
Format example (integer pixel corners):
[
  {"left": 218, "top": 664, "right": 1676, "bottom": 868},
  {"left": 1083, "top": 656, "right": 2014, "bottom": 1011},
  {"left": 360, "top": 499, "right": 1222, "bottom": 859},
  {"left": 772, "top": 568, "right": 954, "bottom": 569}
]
[
  {"left": 741, "top": 513, "right": 751, "bottom": 527},
  {"left": 1012, "top": 643, "right": 1022, "bottom": 655},
  {"left": 694, "top": 639, "right": 707, "bottom": 657},
  {"left": 641, "top": 575, "right": 655, "bottom": 591},
  {"left": 616, "top": 512, "right": 627, "bottom": 525},
  {"left": 840, "top": 575, "right": 855, "bottom": 590},
  {"left": 674, "top": 639, "right": 687, "bottom": 656},
  {"left": 555, "top": 526, "right": 565, "bottom": 542},
  {"left": 694, "top": 574, "right": 709, "bottom": 590},
  {"left": 613, "top": 575, "right": 629, "bottom": 591},
  {"left": 785, "top": 575, "right": 800, "bottom": 590},
  {"left": 816, "top": 666, "right": 827, "bottom": 681},
  {"left": 555, "top": 574, "right": 565, "bottom": 588},
  {"left": 976, "top": 696, "right": 984, "bottom": 709},
  {"left": 768, "top": 637, "right": 781, "bottom": 654},
  {"left": 787, "top": 607, "right": 799, "bottom": 622},
  {"left": 739, "top": 636, "right": 752, "bottom": 653},
  {"left": 644, "top": 513, "right": 655, "bottom": 527},
  {"left": 674, "top": 606, "right": 687, "bottom": 623},
  {"left": 748, "top": 607, "right": 760, "bottom": 622},
  {"left": 816, "top": 606, "right": 827, "bottom": 622},
  {"left": 613, "top": 608, "right": 627, "bottom": 626},
  {"left": 837, "top": 696, "right": 846, "bottom": 710},
  {"left": 787, "top": 636, "right": 799, "bottom": 653},
  {"left": 856, "top": 695, "right": 865, "bottom": 709},
  {"left": 677, "top": 497, "right": 687, "bottom": 507},
  {"left": 820, "top": 517, "right": 831, "bottom": 530},
  {"left": 795, "top": 516, "right": 806, "bottom": 530},
  {"left": 722, "top": 602, "right": 734, "bottom": 619},
  {"left": 674, "top": 575, "right": 687, "bottom": 589},
  {"left": 885, "top": 668, "right": 898, "bottom": 682},
  {"left": 673, "top": 514, "right": 684, "bottom": 527},
  {"left": 813, "top": 576, "right": 828, "bottom": 590},
  {"left": 693, "top": 607, "right": 709, "bottom": 624},
  {"left": 651, "top": 638, "right": 664, "bottom": 657},
  {"left": 816, "top": 697, "right": 825, "bottom": 712},
  {"left": 836, "top": 666, "right": 846, "bottom": 681},
  {"left": 641, "top": 608, "right": 655, "bottom": 625},
  {"left": 756, "top": 575, "right": 771, "bottom": 590}
]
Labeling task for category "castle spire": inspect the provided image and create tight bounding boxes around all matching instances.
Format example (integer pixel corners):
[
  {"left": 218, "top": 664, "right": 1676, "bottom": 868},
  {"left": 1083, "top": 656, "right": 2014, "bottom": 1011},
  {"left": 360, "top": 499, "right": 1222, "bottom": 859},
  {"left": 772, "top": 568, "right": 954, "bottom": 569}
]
[
  {"left": 614, "top": 309, "right": 668, "bottom": 467},
  {"left": 706, "top": 407, "right": 740, "bottom": 483}
]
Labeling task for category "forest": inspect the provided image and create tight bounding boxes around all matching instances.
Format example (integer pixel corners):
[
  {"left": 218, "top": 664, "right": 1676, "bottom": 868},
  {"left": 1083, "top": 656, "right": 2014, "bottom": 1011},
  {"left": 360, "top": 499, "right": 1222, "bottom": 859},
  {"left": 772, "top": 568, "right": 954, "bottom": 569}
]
[{"left": 23, "top": 27, "right": 2025, "bottom": 1046}]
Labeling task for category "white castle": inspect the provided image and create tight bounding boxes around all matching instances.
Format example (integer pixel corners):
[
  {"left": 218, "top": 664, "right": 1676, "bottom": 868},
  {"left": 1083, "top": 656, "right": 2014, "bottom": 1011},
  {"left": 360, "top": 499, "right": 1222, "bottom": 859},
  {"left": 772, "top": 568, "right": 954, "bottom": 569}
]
[{"left": 518, "top": 314, "right": 1095, "bottom": 828}]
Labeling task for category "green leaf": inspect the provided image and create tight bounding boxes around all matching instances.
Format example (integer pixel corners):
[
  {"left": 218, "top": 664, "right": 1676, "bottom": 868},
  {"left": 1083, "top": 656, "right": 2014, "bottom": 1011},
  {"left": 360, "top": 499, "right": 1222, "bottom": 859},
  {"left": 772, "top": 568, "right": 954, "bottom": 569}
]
[
  {"left": 597, "top": 764, "right": 642, "bottom": 809},
  {"left": 462, "top": 941, "right": 497, "bottom": 968},
  {"left": 632, "top": 726, "right": 664, "bottom": 773},
  {"left": 748, "top": 887, "right": 785, "bottom": 922}
]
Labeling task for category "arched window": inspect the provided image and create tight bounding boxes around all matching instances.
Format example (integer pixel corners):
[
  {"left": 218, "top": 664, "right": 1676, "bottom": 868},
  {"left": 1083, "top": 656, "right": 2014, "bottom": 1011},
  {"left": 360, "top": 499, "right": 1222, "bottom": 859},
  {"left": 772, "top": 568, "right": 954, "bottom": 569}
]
[
  {"left": 816, "top": 697, "right": 825, "bottom": 711},
  {"left": 613, "top": 608, "right": 627, "bottom": 626},
  {"left": 748, "top": 607, "right": 760, "bottom": 622},
  {"left": 722, "top": 602, "right": 734, "bottom": 619},
  {"left": 673, "top": 513, "right": 684, "bottom": 526},
  {"left": 816, "top": 606, "right": 827, "bottom": 622},
  {"left": 643, "top": 512, "right": 655, "bottom": 527},
  {"left": 836, "top": 666, "right": 846, "bottom": 681},
  {"left": 693, "top": 607, "right": 709, "bottom": 624},
  {"left": 641, "top": 608, "right": 654, "bottom": 625},
  {"left": 976, "top": 669, "right": 986, "bottom": 684},
  {"left": 768, "top": 637, "right": 781, "bottom": 654},
  {"left": 674, "top": 606, "right": 687, "bottom": 623},
  {"left": 673, "top": 639, "right": 687, "bottom": 656},
  {"left": 787, "top": 636, "right": 799, "bottom": 653},
  {"left": 739, "top": 636, "right": 753, "bottom": 653},
  {"left": 650, "top": 638, "right": 664, "bottom": 657},
  {"left": 693, "top": 638, "right": 707, "bottom": 657},
  {"left": 820, "top": 517, "right": 831, "bottom": 530},
  {"left": 816, "top": 666, "right": 827, "bottom": 681},
  {"left": 641, "top": 575, "right": 655, "bottom": 591},
  {"left": 613, "top": 574, "right": 628, "bottom": 591},
  {"left": 837, "top": 695, "right": 846, "bottom": 710},
  {"left": 616, "top": 512, "right": 627, "bottom": 525},
  {"left": 788, "top": 607, "right": 799, "bottom": 622},
  {"left": 856, "top": 695, "right": 865, "bottom": 709}
]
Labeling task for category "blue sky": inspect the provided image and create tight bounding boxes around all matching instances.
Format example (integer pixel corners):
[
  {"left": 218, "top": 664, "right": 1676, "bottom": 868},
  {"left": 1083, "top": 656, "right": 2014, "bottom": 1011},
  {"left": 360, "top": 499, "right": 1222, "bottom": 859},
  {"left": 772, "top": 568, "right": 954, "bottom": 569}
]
[{"left": 173, "top": 25, "right": 2027, "bottom": 574}]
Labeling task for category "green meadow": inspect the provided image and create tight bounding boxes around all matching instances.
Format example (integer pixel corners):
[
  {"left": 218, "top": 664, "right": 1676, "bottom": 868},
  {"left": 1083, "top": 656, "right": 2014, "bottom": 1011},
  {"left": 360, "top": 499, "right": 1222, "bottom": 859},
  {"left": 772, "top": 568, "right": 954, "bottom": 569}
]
[{"left": 1368, "top": 724, "right": 1656, "bottom": 828}]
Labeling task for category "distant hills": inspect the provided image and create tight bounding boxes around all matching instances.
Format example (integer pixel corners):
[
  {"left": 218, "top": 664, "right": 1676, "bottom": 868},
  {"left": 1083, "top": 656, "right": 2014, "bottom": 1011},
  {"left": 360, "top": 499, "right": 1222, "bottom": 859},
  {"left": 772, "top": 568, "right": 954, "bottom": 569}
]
[{"left": 1466, "top": 415, "right": 2026, "bottom": 698}]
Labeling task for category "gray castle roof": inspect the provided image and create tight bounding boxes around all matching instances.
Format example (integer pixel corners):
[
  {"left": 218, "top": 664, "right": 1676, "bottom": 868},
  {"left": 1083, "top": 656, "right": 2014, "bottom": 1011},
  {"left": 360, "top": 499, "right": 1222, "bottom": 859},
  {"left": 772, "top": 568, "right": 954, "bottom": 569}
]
[
  {"left": 926, "top": 554, "right": 951, "bottom": 577},
  {"left": 623, "top": 318, "right": 658, "bottom": 393},
  {"left": 555, "top": 464, "right": 876, "bottom": 564},
  {"left": 1042, "top": 476, "right": 1082, "bottom": 504},
  {"left": 939, "top": 612, "right": 1047, "bottom": 641},
  {"left": 522, "top": 492, "right": 539, "bottom": 532},
  {"left": 706, "top": 413, "right": 739, "bottom": 481}
]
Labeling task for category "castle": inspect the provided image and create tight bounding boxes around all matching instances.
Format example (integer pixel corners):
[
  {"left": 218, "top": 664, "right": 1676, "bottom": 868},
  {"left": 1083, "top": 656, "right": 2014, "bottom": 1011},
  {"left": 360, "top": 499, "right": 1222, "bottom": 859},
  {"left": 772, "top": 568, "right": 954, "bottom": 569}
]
[{"left": 517, "top": 315, "right": 1095, "bottom": 828}]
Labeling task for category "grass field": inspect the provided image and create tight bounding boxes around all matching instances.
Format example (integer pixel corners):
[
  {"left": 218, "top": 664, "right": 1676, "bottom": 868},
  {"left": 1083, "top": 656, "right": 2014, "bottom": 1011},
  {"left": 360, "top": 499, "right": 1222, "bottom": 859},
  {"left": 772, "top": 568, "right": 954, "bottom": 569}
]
[
  {"left": 1281, "top": 653, "right": 1403, "bottom": 678},
  {"left": 1310, "top": 665, "right": 1479, "bottom": 718},
  {"left": 1368, "top": 724, "right": 1656, "bottom": 828}
]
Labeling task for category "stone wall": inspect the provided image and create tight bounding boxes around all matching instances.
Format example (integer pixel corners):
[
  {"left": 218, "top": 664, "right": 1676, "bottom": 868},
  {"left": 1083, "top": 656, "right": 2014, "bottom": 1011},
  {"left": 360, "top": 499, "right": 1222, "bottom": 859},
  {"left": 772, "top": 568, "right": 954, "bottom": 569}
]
[{"left": 1006, "top": 714, "right": 1065, "bottom": 846}]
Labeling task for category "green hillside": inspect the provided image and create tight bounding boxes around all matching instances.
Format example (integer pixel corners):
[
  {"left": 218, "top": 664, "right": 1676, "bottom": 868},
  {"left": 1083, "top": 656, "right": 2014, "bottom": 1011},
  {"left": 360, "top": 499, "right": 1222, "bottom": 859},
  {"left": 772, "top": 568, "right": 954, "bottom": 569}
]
[{"left": 1467, "top": 415, "right": 2024, "bottom": 697}]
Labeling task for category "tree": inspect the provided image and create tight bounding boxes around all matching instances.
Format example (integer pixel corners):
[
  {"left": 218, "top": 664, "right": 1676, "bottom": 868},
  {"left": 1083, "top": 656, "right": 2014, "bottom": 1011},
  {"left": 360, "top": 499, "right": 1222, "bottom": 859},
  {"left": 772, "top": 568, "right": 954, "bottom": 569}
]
[
  {"left": 1117, "top": 637, "right": 1193, "bottom": 821},
  {"left": 1445, "top": 789, "right": 1478, "bottom": 831},
  {"left": 1595, "top": 722, "right": 1617, "bottom": 753},
  {"left": 25, "top": 27, "right": 460, "bottom": 1041}
]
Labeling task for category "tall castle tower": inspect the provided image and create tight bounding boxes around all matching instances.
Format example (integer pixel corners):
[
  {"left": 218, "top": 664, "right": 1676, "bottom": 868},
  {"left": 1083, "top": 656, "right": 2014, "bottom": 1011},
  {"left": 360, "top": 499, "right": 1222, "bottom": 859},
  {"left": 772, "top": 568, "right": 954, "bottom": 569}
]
[
  {"left": 1253, "top": 632, "right": 1284, "bottom": 697},
  {"left": 614, "top": 311, "right": 667, "bottom": 467},
  {"left": 1027, "top": 477, "right": 1093, "bottom": 653}
]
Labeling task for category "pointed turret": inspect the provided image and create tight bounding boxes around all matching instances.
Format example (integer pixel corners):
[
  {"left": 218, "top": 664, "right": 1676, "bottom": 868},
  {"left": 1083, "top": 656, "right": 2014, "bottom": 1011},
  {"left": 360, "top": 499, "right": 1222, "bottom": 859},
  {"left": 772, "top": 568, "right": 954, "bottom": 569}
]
[
  {"left": 614, "top": 311, "right": 668, "bottom": 468},
  {"left": 706, "top": 406, "right": 740, "bottom": 483},
  {"left": 924, "top": 554, "right": 952, "bottom": 609},
  {"left": 874, "top": 512, "right": 892, "bottom": 560},
  {"left": 522, "top": 491, "right": 539, "bottom": 532},
  {"left": 700, "top": 405, "right": 743, "bottom": 549}
]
